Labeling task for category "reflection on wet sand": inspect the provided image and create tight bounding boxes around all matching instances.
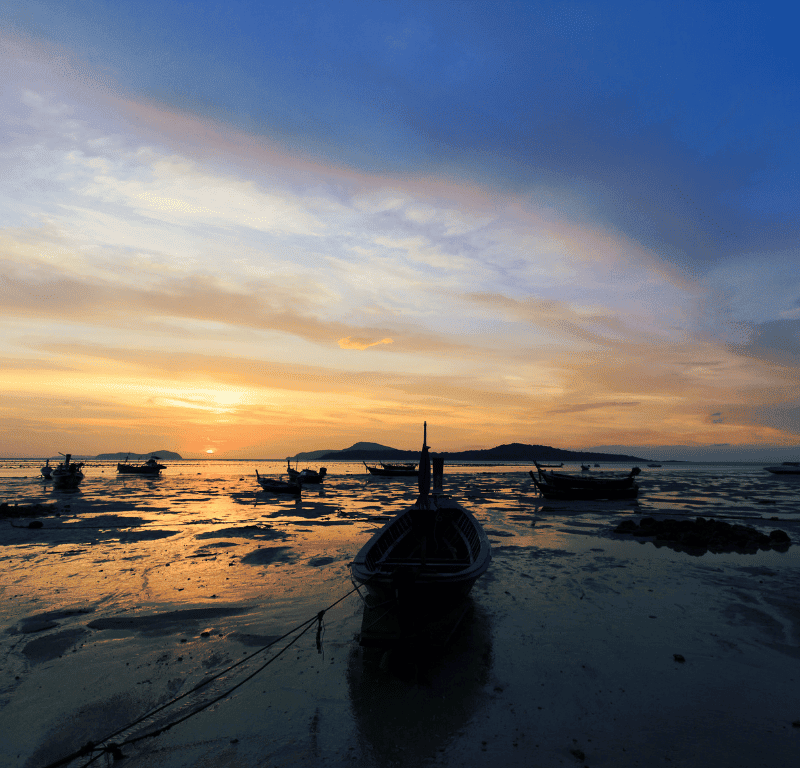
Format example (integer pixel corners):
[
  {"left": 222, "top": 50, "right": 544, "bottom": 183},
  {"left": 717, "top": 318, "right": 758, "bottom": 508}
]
[{"left": 348, "top": 600, "right": 492, "bottom": 766}]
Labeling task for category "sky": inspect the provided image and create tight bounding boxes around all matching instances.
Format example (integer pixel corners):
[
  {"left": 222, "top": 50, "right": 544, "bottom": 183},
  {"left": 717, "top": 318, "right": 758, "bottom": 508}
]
[{"left": 1, "top": 0, "right": 799, "bottom": 461}]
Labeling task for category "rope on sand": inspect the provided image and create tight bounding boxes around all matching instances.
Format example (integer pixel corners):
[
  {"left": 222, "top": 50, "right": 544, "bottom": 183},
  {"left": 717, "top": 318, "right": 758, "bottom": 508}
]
[{"left": 42, "top": 585, "right": 360, "bottom": 768}]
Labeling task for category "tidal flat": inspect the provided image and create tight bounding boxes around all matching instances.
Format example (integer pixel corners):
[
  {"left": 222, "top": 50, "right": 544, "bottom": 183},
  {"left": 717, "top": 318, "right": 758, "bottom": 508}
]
[{"left": 1, "top": 460, "right": 799, "bottom": 767}]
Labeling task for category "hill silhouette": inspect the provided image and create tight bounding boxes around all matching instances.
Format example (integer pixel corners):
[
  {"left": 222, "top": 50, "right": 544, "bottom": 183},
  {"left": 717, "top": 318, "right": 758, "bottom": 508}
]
[
  {"left": 292, "top": 442, "right": 649, "bottom": 463},
  {"left": 94, "top": 450, "right": 183, "bottom": 460}
]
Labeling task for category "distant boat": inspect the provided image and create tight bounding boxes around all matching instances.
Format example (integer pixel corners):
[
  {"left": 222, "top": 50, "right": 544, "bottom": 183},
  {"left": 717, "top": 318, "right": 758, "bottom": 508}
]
[
  {"left": 286, "top": 459, "right": 327, "bottom": 484},
  {"left": 533, "top": 462, "right": 640, "bottom": 489},
  {"left": 117, "top": 456, "right": 166, "bottom": 475},
  {"left": 40, "top": 459, "right": 53, "bottom": 480},
  {"left": 537, "top": 462, "right": 563, "bottom": 468},
  {"left": 581, "top": 464, "right": 591, "bottom": 471},
  {"left": 352, "top": 423, "right": 491, "bottom": 646},
  {"left": 363, "top": 461, "right": 419, "bottom": 477},
  {"left": 530, "top": 474, "right": 639, "bottom": 500},
  {"left": 51, "top": 454, "right": 85, "bottom": 488},
  {"left": 764, "top": 462, "right": 800, "bottom": 475},
  {"left": 255, "top": 470, "right": 301, "bottom": 495},
  {"left": 647, "top": 463, "right": 662, "bottom": 468},
  {"left": 530, "top": 461, "right": 641, "bottom": 500}
]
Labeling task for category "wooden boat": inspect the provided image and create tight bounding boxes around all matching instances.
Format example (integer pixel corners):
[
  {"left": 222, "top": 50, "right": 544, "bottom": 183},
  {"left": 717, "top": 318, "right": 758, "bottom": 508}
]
[
  {"left": 363, "top": 461, "right": 418, "bottom": 477},
  {"left": 40, "top": 459, "right": 53, "bottom": 480},
  {"left": 51, "top": 454, "right": 85, "bottom": 488},
  {"left": 352, "top": 424, "right": 491, "bottom": 646},
  {"left": 764, "top": 462, "right": 800, "bottom": 475},
  {"left": 255, "top": 470, "right": 301, "bottom": 495},
  {"left": 286, "top": 459, "right": 327, "bottom": 483},
  {"left": 531, "top": 474, "right": 639, "bottom": 500},
  {"left": 117, "top": 457, "right": 166, "bottom": 475},
  {"left": 533, "top": 461, "right": 640, "bottom": 490}
]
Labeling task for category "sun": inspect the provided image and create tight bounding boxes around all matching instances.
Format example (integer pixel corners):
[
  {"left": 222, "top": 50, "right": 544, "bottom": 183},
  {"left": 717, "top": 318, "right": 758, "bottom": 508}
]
[{"left": 206, "top": 449, "right": 214, "bottom": 454}]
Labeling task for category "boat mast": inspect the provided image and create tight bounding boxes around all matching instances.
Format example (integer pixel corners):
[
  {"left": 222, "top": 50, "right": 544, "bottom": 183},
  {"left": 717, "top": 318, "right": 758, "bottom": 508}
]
[{"left": 418, "top": 421, "right": 431, "bottom": 505}]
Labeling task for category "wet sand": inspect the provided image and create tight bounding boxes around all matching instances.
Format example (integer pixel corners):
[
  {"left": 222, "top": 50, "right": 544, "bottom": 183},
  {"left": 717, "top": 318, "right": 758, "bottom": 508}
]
[{"left": 1, "top": 461, "right": 799, "bottom": 767}]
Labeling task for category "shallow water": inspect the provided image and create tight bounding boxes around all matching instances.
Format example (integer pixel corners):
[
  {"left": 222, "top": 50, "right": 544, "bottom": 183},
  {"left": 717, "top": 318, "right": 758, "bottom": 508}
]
[
  {"left": 2, "top": 459, "right": 799, "bottom": 627},
  {"left": 2, "top": 459, "right": 799, "bottom": 767}
]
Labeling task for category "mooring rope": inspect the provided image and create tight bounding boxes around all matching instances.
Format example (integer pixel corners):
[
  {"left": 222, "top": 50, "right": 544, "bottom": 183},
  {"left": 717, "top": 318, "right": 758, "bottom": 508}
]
[{"left": 42, "top": 584, "right": 360, "bottom": 768}]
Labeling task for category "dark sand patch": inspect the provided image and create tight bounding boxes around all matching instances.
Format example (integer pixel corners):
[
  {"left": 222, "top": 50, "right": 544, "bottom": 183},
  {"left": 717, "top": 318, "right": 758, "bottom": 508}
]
[
  {"left": 87, "top": 607, "right": 252, "bottom": 636},
  {"left": 196, "top": 525, "right": 289, "bottom": 541},
  {"left": 22, "top": 692, "right": 147, "bottom": 768},
  {"left": 0, "top": 502, "right": 61, "bottom": 518},
  {"left": 228, "top": 631, "right": 286, "bottom": 647},
  {"left": 8, "top": 608, "right": 96, "bottom": 635},
  {"left": 240, "top": 546, "right": 295, "bottom": 566},
  {"left": 484, "top": 528, "right": 516, "bottom": 538},
  {"left": 22, "top": 627, "right": 90, "bottom": 664},
  {"left": 307, "top": 556, "right": 337, "bottom": 567}
]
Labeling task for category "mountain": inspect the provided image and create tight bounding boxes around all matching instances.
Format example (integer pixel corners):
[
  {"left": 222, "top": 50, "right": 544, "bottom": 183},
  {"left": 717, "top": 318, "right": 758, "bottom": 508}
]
[
  {"left": 291, "top": 442, "right": 397, "bottom": 461},
  {"left": 94, "top": 450, "right": 183, "bottom": 460},
  {"left": 292, "top": 441, "right": 649, "bottom": 463}
]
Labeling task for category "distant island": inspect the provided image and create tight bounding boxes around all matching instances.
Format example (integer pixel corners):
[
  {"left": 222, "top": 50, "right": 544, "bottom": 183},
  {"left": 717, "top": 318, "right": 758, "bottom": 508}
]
[
  {"left": 291, "top": 441, "right": 649, "bottom": 463},
  {"left": 94, "top": 450, "right": 183, "bottom": 460}
]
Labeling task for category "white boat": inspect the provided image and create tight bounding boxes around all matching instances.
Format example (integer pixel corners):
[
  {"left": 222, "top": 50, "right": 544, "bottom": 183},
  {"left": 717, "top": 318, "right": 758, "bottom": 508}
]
[{"left": 764, "top": 462, "right": 800, "bottom": 475}]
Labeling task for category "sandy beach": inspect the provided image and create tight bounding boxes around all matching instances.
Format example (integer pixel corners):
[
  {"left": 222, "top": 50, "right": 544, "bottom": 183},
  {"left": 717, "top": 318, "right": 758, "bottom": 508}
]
[{"left": 1, "top": 460, "right": 799, "bottom": 767}]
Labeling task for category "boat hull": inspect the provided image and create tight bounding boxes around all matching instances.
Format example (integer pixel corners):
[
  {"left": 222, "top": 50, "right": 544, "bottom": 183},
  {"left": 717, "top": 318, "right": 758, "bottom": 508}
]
[
  {"left": 52, "top": 471, "right": 84, "bottom": 488},
  {"left": 287, "top": 466, "right": 327, "bottom": 483},
  {"left": 533, "top": 463, "right": 639, "bottom": 490},
  {"left": 531, "top": 474, "right": 639, "bottom": 500},
  {"left": 351, "top": 494, "right": 491, "bottom": 644},
  {"left": 51, "top": 454, "right": 84, "bottom": 487},
  {"left": 364, "top": 464, "right": 419, "bottom": 477},
  {"left": 255, "top": 471, "right": 301, "bottom": 495},
  {"left": 117, "top": 464, "right": 163, "bottom": 475}
]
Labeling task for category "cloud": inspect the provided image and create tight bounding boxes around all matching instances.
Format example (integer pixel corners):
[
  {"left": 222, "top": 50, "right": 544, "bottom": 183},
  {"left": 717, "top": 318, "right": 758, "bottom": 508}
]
[{"left": 338, "top": 336, "right": 394, "bottom": 350}]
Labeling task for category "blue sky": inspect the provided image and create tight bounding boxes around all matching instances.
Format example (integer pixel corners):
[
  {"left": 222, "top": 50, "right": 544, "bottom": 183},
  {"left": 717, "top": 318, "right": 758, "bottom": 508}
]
[{"left": 1, "top": 1, "right": 798, "bottom": 459}]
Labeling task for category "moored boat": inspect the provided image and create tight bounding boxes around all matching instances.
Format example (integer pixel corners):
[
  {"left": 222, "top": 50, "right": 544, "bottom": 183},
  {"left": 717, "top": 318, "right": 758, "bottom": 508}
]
[
  {"left": 40, "top": 459, "right": 53, "bottom": 480},
  {"left": 51, "top": 454, "right": 85, "bottom": 488},
  {"left": 352, "top": 424, "right": 491, "bottom": 646},
  {"left": 286, "top": 459, "right": 327, "bottom": 483},
  {"left": 255, "top": 470, "right": 302, "bottom": 495},
  {"left": 117, "top": 457, "right": 166, "bottom": 475},
  {"left": 533, "top": 461, "right": 640, "bottom": 489},
  {"left": 363, "top": 461, "right": 418, "bottom": 477},
  {"left": 530, "top": 474, "right": 639, "bottom": 500}
]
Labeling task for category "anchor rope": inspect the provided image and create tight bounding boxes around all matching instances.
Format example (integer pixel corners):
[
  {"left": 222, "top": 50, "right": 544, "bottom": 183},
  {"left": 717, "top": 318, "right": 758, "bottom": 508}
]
[{"left": 42, "top": 584, "right": 360, "bottom": 768}]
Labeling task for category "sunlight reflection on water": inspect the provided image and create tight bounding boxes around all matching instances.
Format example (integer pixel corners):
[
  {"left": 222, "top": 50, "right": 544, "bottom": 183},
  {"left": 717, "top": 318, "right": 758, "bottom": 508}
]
[{"left": 1, "top": 459, "right": 798, "bottom": 629}]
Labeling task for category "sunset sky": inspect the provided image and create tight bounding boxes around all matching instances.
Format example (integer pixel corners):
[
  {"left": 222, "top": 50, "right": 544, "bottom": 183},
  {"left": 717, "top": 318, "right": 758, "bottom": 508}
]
[{"left": 1, "top": 1, "right": 798, "bottom": 461}]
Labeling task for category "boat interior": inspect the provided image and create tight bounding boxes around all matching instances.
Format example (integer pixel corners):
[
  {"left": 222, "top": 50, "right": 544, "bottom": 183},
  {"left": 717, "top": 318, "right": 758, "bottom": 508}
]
[{"left": 365, "top": 504, "right": 480, "bottom": 572}]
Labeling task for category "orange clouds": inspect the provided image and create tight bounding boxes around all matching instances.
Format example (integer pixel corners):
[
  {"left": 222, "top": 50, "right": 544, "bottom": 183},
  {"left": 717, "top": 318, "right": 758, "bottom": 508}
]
[{"left": 338, "top": 336, "right": 394, "bottom": 350}]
